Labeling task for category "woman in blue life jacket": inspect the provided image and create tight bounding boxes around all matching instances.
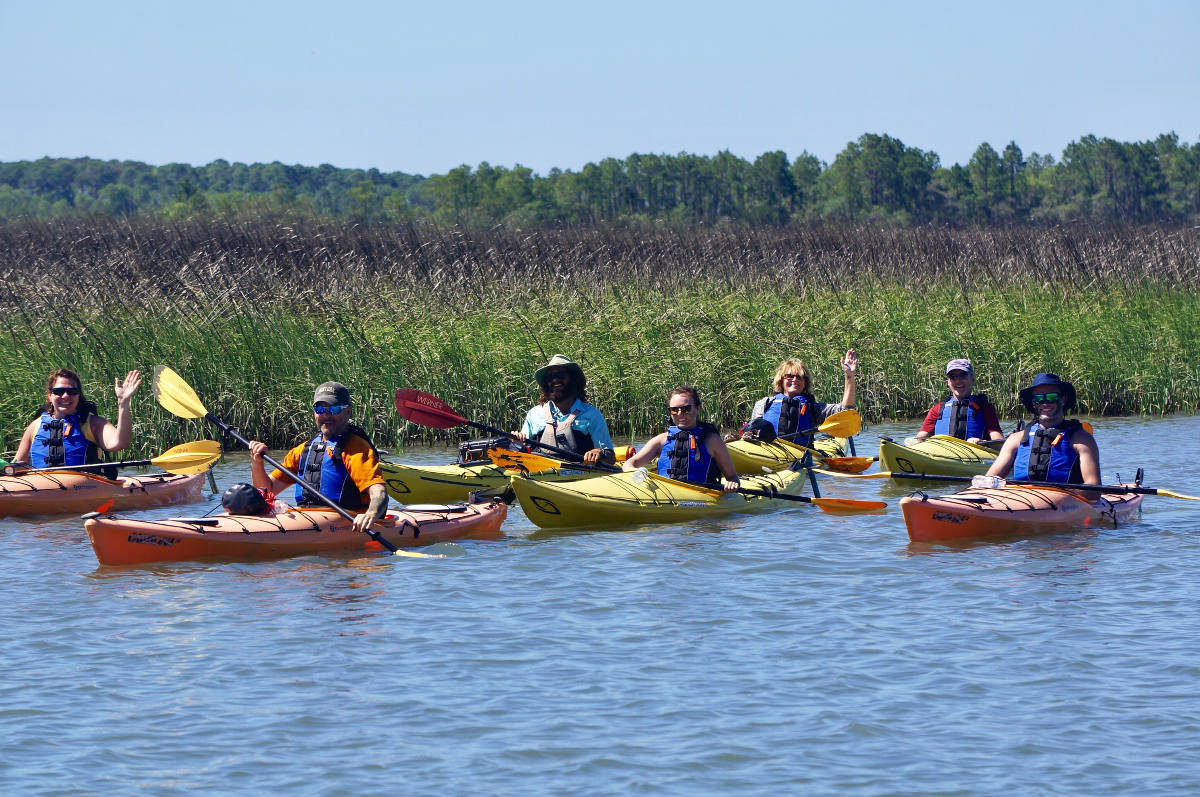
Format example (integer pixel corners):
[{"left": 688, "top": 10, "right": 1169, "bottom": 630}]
[
  {"left": 986, "top": 373, "right": 1100, "bottom": 485},
  {"left": 910, "top": 358, "right": 1004, "bottom": 445},
  {"left": 739, "top": 350, "right": 857, "bottom": 448},
  {"left": 13, "top": 368, "right": 141, "bottom": 470},
  {"left": 622, "top": 386, "right": 741, "bottom": 493}
]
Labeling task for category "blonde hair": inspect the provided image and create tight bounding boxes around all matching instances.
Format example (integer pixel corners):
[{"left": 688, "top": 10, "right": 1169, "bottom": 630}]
[{"left": 771, "top": 359, "right": 811, "bottom": 394}]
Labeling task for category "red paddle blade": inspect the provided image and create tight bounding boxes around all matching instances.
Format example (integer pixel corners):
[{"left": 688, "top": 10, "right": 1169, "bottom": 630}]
[
  {"left": 393, "top": 389, "right": 468, "bottom": 429},
  {"left": 94, "top": 499, "right": 116, "bottom": 514}
]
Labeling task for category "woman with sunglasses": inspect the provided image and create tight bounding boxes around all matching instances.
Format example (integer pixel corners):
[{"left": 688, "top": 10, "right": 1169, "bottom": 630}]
[
  {"left": 13, "top": 368, "right": 140, "bottom": 470},
  {"left": 985, "top": 373, "right": 1099, "bottom": 485},
  {"left": 622, "top": 386, "right": 741, "bottom": 493},
  {"left": 742, "top": 349, "right": 858, "bottom": 447},
  {"left": 248, "top": 381, "right": 388, "bottom": 535}
]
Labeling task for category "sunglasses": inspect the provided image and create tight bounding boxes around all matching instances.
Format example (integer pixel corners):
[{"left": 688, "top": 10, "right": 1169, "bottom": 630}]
[
  {"left": 544, "top": 370, "right": 569, "bottom": 381},
  {"left": 782, "top": 374, "right": 805, "bottom": 382},
  {"left": 947, "top": 372, "right": 970, "bottom": 380},
  {"left": 313, "top": 403, "right": 348, "bottom": 416},
  {"left": 1031, "top": 392, "right": 1060, "bottom": 404},
  {"left": 668, "top": 404, "right": 694, "bottom": 414},
  {"left": 50, "top": 387, "right": 81, "bottom": 396}
]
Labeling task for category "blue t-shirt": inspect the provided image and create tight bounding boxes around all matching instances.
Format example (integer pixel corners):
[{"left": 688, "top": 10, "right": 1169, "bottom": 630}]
[{"left": 520, "top": 399, "right": 614, "bottom": 452}]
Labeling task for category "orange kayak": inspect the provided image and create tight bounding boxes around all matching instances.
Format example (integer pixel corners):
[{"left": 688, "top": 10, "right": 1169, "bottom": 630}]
[
  {"left": 900, "top": 484, "right": 1143, "bottom": 543},
  {"left": 0, "top": 471, "right": 205, "bottom": 517},
  {"left": 84, "top": 498, "right": 507, "bottom": 565}
]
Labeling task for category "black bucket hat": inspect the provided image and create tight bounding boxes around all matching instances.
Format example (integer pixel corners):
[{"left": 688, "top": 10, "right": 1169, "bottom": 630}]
[{"left": 1018, "top": 372, "right": 1077, "bottom": 414}]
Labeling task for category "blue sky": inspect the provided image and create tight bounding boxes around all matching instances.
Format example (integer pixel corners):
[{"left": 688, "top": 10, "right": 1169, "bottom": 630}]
[{"left": 3, "top": 1, "right": 1198, "bottom": 176}]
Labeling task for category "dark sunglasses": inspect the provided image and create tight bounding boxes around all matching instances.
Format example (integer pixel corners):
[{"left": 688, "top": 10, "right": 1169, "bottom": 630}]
[
  {"left": 50, "top": 387, "right": 81, "bottom": 396},
  {"left": 313, "top": 403, "right": 348, "bottom": 416},
  {"left": 544, "top": 370, "right": 570, "bottom": 382},
  {"left": 947, "top": 371, "right": 970, "bottom": 379},
  {"left": 1031, "top": 392, "right": 1060, "bottom": 404},
  {"left": 668, "top": 404, "right": 694, "bottom": 414}
]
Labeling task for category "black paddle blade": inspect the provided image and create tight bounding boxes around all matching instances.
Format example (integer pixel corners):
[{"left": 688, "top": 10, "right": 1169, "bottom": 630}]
[{"left": 393, "top": 389, "right": 468, "bottom": 429}]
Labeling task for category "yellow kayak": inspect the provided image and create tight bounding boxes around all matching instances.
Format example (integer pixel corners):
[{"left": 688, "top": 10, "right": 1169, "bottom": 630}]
[
  {"left": 877, "top": 435, "right": 997, "bottom": 478},
  {"left": 510, "top": 467, "right": 809, "bottom": 529},
  {"left": 727, "top": 436, "right": 852, "bottom": 475},
  {"left": 380, "top": 458, "right": 593, "bottom": 504}
]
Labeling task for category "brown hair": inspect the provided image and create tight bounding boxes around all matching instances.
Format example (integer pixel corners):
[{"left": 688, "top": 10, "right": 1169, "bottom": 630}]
[
  {"left": 771, "top": 358, "right": 812, "bottom": 394},
  {"left": 36, "top": 368, "right": 97, "bottom": 420},
  {"left": 668, "top": 386, "right": 702, "bottom": 407}
]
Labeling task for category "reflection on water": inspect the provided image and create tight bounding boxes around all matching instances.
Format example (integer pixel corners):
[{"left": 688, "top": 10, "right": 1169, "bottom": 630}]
[{"left": 2, "top": 416, "right": 1200, "bottom": 792}]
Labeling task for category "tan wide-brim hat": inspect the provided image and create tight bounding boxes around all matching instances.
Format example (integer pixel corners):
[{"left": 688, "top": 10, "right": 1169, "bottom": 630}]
[{"left": 533, "top": 354, "right": 586, "bottom": 389}]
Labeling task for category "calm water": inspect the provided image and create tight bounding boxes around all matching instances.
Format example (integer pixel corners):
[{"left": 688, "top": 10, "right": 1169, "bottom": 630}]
[{"left": 2, "top": 416, "right": 1199, "bottom": 794}]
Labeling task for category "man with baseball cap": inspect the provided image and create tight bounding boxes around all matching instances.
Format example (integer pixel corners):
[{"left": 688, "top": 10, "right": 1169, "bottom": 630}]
[
  {"left": 910, "top": 358, "right": 1004, "bottom": 445},
  {"left": 515, "top": 355, "right": 615, "bottom": 465},
  {"left": 248, "top": 381, "right": 388, "bottom": 534}
]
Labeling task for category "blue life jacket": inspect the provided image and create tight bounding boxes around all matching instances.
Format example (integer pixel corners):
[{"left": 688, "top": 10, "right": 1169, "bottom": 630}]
[
  {"left": 932, "top": 394, "right": 989, "bottom": 440},
  {"left": 1013, "top": 420, "right": 1083, "bottom": 483},
  {"left": 31, "top": 412, "right": 101, "bottom": 470},
  {"left": 295, "top": 426, "right": 374, "bottom": 510},
  {"left": 657, "top": 423, "right": 720, "bottom": 484},
  {"left": 762, "top": 393, "right": 815, "bottom": 447}
]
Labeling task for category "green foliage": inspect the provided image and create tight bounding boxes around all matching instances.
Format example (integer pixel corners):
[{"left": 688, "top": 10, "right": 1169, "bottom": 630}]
[
  {"left": 2, "top": 132, "right": 1200, "bottom": 228},
  {"left": 1, "top": 218, "right": 1197, "bottom": 458}
]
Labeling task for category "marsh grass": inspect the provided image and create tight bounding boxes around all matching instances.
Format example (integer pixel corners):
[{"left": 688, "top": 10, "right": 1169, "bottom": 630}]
[{"left": 2, "top": 217, "right": 1197, "bottom": 456}]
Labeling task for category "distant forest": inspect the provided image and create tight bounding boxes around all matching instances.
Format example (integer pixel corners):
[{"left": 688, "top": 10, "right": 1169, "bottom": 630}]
[{"left": 2, "top": 132, "right": 1198, "bottom": 227}]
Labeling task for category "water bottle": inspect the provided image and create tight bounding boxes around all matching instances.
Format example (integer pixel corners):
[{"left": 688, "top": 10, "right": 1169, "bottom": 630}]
[{"left": 971, "top": 475, "right": 1005, "bottom": 489}]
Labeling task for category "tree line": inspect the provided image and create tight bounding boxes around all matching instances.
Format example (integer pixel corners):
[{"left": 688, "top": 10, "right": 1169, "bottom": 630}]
[{"left": 1, "top": 132, "right": 1198, "bottom": 227}]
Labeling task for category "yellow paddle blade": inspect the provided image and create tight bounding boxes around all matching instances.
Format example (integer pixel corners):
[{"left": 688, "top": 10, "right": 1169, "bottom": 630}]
[
  {"left": 813, "top": 468, "right": 893, "bottom": 479},
  {"left": 1157, "top": 489, "right": 1200, "bottom": 501},
  {"left": 153, "top": 366, "right": 209, "bottom": 419},
  {"left": 821, "top": 455, "right": 876, "bottom": 474},
  {"left": 486, "top": 448, "right": 562, "bottom": 473},
  {"left": 929, "top": 435, "right": 1001, "bottom": 458},
  {"left": 393, "top": 549, "right": 446, "bottom": 558},
  {"left": 150, "top": 440, "right": 222, "bottom": 475},
  {"left": 817, "top": 409, "right": 862, "bottom": 438}
]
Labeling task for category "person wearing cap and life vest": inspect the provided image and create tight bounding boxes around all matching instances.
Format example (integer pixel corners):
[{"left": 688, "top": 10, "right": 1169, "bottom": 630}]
[
  {"left": 740, "top": 350, "right": 858, "bottom": 448},
  {"left": 910, "top": 358, "right": 1004, "bottom": 445},
  {"left": 622, "top": 386, "right": 741, "bottom": 493},
  {"left": 247, "top": 381, "right": 388, "bottom": 535},
  {"left": 13, "top": 368, "right": 141, "bottom": 476},
  {"left": 515, "top": 354, "right": 616, "bottom": 466},
  {"left": 985, "top": 373, "right": 1100, "bottom": 485}
]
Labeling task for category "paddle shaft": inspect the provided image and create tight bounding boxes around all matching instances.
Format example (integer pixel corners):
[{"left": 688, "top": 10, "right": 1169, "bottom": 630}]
[
  {"left": 890, "top": 471, "right": 1163, "bottom": 496},
  {"left": 203, "top": 413, "right": 399, "bottom": 552},
  {"left": 5, "top": 458, "right": 153, "bottom": 476},
  {"left": 466, "top": 418, "right": 614, "bottom": 465}
]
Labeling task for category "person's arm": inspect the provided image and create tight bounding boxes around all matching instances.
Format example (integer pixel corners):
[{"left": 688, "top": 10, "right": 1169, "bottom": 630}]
[
  {"left": 13, "top": 420, "right": 37, "bottom": 464},
  {"left": 913, "top": 403, "right": 942, "bottom": 442},
  {"left": 355, "top": 483, "right": 389, "bottom": 534},
  {"left": 1073, "top": 430, "right": 1101, "bottom": 485},
  {"left": 749, "top": 397, "right": 768, "bottom": 421},
  {"left": 581, "top": 407, "right": 616, "bottom": 465},
  {"left": 345, "top": 440, "right": 389, "bottom": 533},
  {"left": 514, "top": 406, "right": 539, "bottom": 442},
  {"left": 622, "top": 434, "right": 666, "bottom": 470},
  {"left": 705, "top": 432, "right": 741, "bottom": 493},
  {"left": 249, "top": 441, "right": 294, "bottom": 495},
  {"left": 985, "top": 433, "right": 1022, "bottom": 478},
  {"left": 979, "top": 400, "right": 1004, "bottom": 442},
  {"left": 97, "top": 370, "right": 140, "bottom": 452},
  {"left": 839, "top": 349, "right": 857, "bottom": 408}
]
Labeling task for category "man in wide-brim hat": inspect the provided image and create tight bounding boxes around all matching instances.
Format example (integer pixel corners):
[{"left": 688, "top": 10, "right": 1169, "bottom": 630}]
[
  {"left": 516, "top": 355, "right": 615, "bottom": 465},
  {"left": 987, "top": 372, "right": 1099, "bottom": 485}
]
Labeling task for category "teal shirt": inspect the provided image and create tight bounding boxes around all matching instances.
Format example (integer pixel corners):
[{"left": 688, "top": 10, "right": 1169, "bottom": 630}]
[{"left": 520, "top": 399, "right": 614, "bottom": 452}]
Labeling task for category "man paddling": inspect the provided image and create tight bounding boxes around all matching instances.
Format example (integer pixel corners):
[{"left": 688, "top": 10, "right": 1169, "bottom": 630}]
[
  {"left": 515, "top": 355, "right": 616, "bottom": 466},
  {"left": 248, "top": 381, "right": 388, "bottom": 534},
  {"left": 986, "top": 373, "right": 1100, "bottom": 485},
  {"left": 910, "top": 358, "right": 1004, "bottom": 445}
]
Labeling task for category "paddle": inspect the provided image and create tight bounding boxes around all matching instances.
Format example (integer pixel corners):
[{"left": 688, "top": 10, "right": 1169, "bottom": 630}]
[
  {"left": 153, "top": 366, "right": 430, "bottom": 557},
  {"left": 3, "top": 440, "right": 221, "bottom": 477},
  {"left": 776, "top": 409, "right": 863, "bottom": 440},
  {"left": 770, "top": 438, "right": 875, "bottom": 474},
  {"left": 394, "top": 388, "right": 599, "bottom": 464},
  {"left": 884, "top": 471, "right": 1200, "bottom": 500},
  {"left": 489, "top": 448, "right": 887, "bottom": 514},
  {"left": 487, "top": 448, "right": 620, "bottom": 473}
]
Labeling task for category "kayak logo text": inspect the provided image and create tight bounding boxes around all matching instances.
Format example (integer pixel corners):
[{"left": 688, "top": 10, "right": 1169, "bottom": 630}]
[
  {"left": 127, "top": 533, "right": 178, "bottom": 547},
  {"left": 931, "top": 511, "right": 967, "bottom": 524}
]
